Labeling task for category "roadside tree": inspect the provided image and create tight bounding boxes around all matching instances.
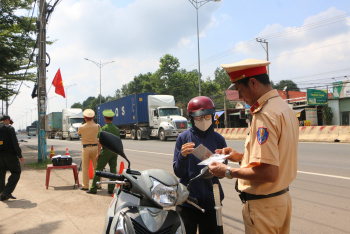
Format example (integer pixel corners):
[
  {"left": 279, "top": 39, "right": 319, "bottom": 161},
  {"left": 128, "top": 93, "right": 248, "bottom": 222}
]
[{"left": 0, "top": 0, "right": 37, "bottom": 109}]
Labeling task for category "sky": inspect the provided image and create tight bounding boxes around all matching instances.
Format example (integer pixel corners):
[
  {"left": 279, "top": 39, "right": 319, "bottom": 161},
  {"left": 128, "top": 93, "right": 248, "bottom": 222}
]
[{"left": 4, "top": 0, "right": 350, "bottom": 130}]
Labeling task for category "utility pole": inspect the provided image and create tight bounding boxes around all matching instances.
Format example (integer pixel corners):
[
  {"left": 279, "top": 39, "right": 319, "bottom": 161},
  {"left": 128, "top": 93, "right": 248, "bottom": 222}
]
[
  {"left": 256, "top": 38, "right": 269, "bottom": 76},
  {"left": 37, "top": 0, "right": 47, "bottom": 161},
  {"left": 223, "top": 89, "right": 228, "bottom": 128}
]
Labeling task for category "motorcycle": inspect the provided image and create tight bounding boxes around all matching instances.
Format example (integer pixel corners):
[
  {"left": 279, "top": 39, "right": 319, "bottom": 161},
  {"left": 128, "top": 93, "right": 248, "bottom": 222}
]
[{"left": 96, "top": 131, "right": 213, "bottom": 234}]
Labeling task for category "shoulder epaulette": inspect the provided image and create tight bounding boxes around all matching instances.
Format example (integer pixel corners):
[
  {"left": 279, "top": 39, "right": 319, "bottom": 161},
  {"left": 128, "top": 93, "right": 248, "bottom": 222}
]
[
  {"left": 252, "top": 94, "right": 280, "bottom": 114},
  {"left": 252, "top": 100, "right": 267, "bottom": 114}
]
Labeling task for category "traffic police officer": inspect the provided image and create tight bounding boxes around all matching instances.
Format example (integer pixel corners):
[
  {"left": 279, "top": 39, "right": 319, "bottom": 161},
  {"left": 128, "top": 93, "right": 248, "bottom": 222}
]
[
  {"left": 77, "top": 109, "right": 100, "bottom": 190},
  {"left": 0, "top": 115, "right": 24, "bottom": 201},
  {"left": 208, "top": 58, "right": 299, "bottom": 234},
  {"left": 87, "top": 109, "right": 120, "bottom": 194}
]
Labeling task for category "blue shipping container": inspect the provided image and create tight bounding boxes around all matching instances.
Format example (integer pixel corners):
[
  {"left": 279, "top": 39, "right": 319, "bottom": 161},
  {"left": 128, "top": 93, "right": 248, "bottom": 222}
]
[{"left": 97, "top": 93, "right": 154, "bottom": 127}]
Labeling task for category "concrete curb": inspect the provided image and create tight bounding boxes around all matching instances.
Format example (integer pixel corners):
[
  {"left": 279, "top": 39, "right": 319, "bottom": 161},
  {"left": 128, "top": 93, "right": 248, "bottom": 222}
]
[{"left": 215, "top": 126, "right": 350, "bottom": 143}]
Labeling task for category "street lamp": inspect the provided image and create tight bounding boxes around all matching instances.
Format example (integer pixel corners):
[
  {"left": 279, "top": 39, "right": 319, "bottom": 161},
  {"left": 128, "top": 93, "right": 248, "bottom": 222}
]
[
  {"left": 64, "top": 84, "right": 77, "bottom": 108},
  {"left": 256, "top": 37, "right": 269, "bottom": 75},
  {"left": 84, "top": 58, "right": 115, "bottom": 104},
  {"left": 188, "top": 0, "right": 220, "bottom": 96}
]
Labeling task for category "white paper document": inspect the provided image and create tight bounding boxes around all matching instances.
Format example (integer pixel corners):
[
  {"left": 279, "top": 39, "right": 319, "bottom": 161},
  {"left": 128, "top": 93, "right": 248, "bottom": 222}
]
[{"left": 198, "top": 154, "right": 229, "bottom": 165}]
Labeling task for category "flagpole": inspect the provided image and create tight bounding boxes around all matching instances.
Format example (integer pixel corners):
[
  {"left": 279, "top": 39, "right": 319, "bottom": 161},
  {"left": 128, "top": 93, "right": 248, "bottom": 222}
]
[
  {"left": 64, "top": 84, "right": 77, "bottom": 108},
  {"left": 47, "top": 83, "right": 52, "bottom": 93}
]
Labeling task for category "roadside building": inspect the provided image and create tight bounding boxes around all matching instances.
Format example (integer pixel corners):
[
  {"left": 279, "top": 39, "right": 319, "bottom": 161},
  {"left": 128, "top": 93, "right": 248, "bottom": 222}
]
[{"left": 215, "top": 89, "right": 339, "bottom": 128}]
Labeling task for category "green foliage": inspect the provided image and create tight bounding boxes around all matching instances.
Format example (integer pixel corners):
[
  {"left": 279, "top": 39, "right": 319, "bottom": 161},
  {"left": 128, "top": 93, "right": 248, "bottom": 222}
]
[
  {"left": 322, "top": 105, "right": 333, "bottom": 125},
  {"left": 0, "top": 0, "right": 38, "bottom": 101},
  {"left": 214, "top": 67, "right": 231, "bottom": 90},
  {"left": 71, "top": 102, "right": 82, "bottom": 109},
  {"left": 77, "top": 54, "right": 235, "bottom": 114},
  {"left": 272, "top": 80, "right": 300, "bottom": 91}
]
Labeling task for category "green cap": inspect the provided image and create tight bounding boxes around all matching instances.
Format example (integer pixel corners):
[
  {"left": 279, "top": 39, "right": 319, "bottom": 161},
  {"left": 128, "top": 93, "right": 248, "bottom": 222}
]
[{"left": 103, "top": 109, "right": 114, "bottom": 118}]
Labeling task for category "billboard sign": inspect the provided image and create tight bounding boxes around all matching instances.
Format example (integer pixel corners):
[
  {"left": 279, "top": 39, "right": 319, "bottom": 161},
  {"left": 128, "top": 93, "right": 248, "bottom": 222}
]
[
  {"left": 307, "top": 89, "right": 327, "bottom": 105},
  {"left": 332, "top": 81, "right": 350, "bottom": 98}
]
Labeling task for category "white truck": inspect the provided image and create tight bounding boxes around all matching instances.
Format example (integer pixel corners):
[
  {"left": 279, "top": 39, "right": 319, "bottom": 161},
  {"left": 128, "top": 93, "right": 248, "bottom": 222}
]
[
  {"left": 56, "top": 108, "right": 85, "bottom": 140},
  {"left": 28, "top": 127, "right": 36, "bottom": 136},
  {"left": 97, "top": 93, "right": 189, "bottom": 141}
]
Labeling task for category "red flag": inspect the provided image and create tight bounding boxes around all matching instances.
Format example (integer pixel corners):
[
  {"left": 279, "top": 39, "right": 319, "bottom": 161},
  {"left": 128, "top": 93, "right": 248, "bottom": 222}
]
[{"left": 52, "top": 69, "right": 66, "bottom": 98}]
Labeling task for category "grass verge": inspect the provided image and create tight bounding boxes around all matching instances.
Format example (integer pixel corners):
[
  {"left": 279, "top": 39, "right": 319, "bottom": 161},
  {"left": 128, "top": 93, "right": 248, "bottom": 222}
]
[{"left": 25, "top": 159, "right": 52, "bottom": 170}]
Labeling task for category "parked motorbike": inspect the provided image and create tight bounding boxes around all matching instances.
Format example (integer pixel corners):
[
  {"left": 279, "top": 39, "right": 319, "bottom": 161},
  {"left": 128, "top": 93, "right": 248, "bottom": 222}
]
[{"left": 96, "top": 131, "right": 212, "bottom": 234}]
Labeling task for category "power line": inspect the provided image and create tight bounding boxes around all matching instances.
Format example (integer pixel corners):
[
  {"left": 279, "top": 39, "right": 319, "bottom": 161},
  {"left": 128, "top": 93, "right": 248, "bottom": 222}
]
[
  {"left": 184, "top": 12, "right": 350, "bottom": 71},
  {"left": 269, "top": 40, "right": 350, "bottom": 59},
  {"left": 280, "top": 67, "right": 350, "bottom": 81}
]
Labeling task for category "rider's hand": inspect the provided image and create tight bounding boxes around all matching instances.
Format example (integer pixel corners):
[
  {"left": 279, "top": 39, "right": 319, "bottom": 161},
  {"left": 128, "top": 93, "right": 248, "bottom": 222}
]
[
  {"left": 19, "top": 158, "right": 24, "bottom": 163},
  {"left": 181, "top": 142, "right": 195, "bottom": 157}
]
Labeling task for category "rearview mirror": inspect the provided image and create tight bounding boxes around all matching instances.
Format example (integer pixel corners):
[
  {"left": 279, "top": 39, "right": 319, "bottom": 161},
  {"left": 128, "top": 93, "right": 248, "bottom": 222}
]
[
  {"left": 100, "top": 131, "right": 130, "bottom": 169},
  {"left": 187, "top": 166, "right": 213, "bottom": 191}
]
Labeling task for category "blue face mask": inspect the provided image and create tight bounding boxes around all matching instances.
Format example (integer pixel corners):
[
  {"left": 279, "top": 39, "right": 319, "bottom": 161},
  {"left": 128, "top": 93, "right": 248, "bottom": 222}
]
[{"left": 194, "top": 119, "right": 212, "bottom": 132}]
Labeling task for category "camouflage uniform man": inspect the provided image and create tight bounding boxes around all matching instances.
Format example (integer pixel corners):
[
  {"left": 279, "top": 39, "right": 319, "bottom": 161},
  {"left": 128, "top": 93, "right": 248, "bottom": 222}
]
[{"left": 87, "top": 109, "right": 120, "bottom": 194}]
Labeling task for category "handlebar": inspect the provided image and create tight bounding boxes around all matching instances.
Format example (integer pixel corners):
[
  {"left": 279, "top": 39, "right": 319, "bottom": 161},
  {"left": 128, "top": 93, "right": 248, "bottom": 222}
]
[
  {"left": 187, "top": 196, "right": 198, "bottom": 204},
  {"left": 95, "top": 171, "right": 125, "bottom": 181},
  {"left": 186, "top": 196, "right": 205, "bottom": 213}
]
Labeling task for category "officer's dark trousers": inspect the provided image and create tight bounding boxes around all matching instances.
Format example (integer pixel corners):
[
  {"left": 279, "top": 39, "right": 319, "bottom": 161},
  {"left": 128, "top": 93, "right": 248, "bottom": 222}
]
[
  {"left": 0, "top": 151, "right": 21, "bottom": 194},
  {"left": 176, "top": 206, "right": 220, "bottom": 234}
]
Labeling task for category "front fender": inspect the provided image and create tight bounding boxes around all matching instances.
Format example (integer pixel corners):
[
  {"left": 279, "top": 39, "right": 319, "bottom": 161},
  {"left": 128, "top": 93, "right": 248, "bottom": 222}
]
[{"left": 108, "top": 207, "right": 183, "bottom": 234}]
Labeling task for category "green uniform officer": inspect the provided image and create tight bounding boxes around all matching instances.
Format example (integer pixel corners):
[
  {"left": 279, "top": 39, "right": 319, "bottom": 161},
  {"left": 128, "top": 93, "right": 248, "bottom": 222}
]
[{"left": 87, "top": 109, "right": 120, "bottom": 194}]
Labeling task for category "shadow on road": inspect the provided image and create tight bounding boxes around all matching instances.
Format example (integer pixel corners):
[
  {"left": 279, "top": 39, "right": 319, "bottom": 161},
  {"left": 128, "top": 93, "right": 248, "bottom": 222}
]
[
  {"left": 2, "top": 199, "right": 37, "bottom": 209},
  {"left": 16, "top": 221, "right": 61, "bottom": 234}
]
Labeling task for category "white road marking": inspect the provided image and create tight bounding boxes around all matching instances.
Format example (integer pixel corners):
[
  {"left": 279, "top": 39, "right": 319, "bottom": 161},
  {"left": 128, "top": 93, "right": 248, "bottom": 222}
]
[
  {"left": 297, "top": 171, "right": 350, "bottom": 180},
  {"left": 124, "top": 148, "right": 350, "bottom": 180}
]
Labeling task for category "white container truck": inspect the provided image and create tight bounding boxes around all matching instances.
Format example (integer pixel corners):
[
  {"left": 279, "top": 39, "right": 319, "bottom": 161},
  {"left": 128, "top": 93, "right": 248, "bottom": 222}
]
[
  {"left": 97, "top": 93, "right": 189, "bottom": 141},
  {"left": 56, "top": 108, "right": 85, "bottom": 140}
]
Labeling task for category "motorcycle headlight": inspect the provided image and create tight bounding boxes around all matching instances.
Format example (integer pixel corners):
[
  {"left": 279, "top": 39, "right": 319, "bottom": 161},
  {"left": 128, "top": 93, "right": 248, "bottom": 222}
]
[
  {"left": 115, "top": 214, "right": 127, "bottom": 234},
  {"left": 150, "top": 177, "right": 177, "bottom": 207}
]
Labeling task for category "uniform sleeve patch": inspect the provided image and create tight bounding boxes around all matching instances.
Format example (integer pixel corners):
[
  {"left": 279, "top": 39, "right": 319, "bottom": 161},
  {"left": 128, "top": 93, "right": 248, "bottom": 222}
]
[{"left": 257, "top": 127, "right": 269, "bottom": 145}]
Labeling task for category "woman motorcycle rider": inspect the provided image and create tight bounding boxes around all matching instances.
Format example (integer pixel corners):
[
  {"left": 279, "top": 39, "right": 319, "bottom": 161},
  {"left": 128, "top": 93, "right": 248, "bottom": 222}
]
[{"left": 173, "top": 96, "right": 227, "bottom": 234}]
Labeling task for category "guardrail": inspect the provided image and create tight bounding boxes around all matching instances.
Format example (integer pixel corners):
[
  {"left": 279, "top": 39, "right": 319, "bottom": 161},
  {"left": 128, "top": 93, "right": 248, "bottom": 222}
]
[{"left": 215, "top": 126, "right": 350, "bottom": 143}]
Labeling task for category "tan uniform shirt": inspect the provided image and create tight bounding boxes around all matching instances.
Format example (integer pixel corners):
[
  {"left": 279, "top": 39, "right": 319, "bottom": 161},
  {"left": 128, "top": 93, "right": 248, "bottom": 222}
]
[
  {"left": 78, "top": 121, "right": 100, "bottom": 145},
  {"left": 238, "top": 89, "right": 299, "bottom": 195}
]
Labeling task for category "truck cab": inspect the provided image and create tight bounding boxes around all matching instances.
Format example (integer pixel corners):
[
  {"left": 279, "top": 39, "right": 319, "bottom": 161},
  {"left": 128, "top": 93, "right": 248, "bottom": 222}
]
[
  {"left": 58, "top": 108, "right": 84, "bottom": 140},
  {"left": 148, "top": 95, "right": 188, "bottom": 141},
  {"left": 67, "top": 117, "right": 84, "bottom": 140},
  {"left": 28, "top": 127, "right": 36, "bottom": 136}
]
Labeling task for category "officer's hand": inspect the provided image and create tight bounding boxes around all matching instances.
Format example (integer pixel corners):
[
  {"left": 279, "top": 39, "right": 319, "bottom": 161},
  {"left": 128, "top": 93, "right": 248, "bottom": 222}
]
[
  {"left": 208, "top": 161, "right": 226, "bottom": 177},
  {"left": 19, "top": 158, "right": 24, "bottom": 163},
  {"left": 96, "top": 154, "right": 99, "bottom": 160},
  {"left": 215, "top": 147, "right": 232, "bottom": 155},
  {"left": 216, "top": 147, "right": 242, "bottom": 162},
  {"left": 181, "top": 142, "right": 195, "bottom": 157}
]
